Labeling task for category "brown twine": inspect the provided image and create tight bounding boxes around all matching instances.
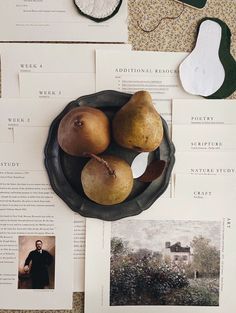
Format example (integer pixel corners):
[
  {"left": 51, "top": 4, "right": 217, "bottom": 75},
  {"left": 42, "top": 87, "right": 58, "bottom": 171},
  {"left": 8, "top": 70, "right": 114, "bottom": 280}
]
[{"left": 137, "top": 2, "right": 185, "bottom": 33}]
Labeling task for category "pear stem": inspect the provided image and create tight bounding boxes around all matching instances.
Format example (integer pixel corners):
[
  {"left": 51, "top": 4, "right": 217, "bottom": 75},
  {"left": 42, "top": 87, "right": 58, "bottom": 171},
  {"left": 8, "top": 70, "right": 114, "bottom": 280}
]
[{"left": 85, "top": 153, "right": 116, "bottom": 177}]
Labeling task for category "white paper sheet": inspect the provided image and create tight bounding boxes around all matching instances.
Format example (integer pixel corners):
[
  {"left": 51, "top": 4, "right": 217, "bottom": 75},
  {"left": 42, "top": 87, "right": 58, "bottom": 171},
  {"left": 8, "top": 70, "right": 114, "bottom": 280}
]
[
  {"left": 0, "top": 98, "right": 85, "bottom": 292},
  {"left": 0, "top": 98, "right": 68, "bottom": 141},
  {"left": 172, "top": 125, "right": 236, "bottom": 152},
  {"left": 85, "top": 198, "right": 236, "bottom": 313},
  {"left": 172, "top": 99, "right": 236, "bottom": 125},
  {"left": 173, "top": 152, "right": 236, "bottom": 174},
  {"left": 174, "top": 174, "right": 236, "bottom": 200},
  {"left": 0, "top": 126, "right": 14, "bottom": 143},
  {"left": 0, "top": 143, "right": 74, "bottom": 310},
  {"left": 0, "top": 0, "right": 128, "bottom": 42},
  {"left": 0, "top": 43, "right": 131, "bottom": 98},
  {"left": 172, "top": 152, "right": 236, "bottom": 198},
  {"left": 96, "top": 50, "right": 198, "bottom": 127},
  {"left": 19, "top": 73, "right": 95, "bottom": 98},
  {"left": 13, "top": 125, "right": 86, "bottom": 292}
]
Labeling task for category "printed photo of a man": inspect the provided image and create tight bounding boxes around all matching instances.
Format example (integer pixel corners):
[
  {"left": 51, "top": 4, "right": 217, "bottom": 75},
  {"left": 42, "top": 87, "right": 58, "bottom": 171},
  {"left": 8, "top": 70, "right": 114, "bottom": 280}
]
[{"left": 18, "top": 236, "right": 55, "bottom": 289}]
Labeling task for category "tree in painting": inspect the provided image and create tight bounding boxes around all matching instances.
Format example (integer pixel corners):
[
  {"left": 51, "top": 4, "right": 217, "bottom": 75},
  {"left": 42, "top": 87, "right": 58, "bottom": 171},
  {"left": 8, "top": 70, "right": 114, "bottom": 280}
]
[{"left": 191, "top": 236, "right": 220, "bottom": 277}]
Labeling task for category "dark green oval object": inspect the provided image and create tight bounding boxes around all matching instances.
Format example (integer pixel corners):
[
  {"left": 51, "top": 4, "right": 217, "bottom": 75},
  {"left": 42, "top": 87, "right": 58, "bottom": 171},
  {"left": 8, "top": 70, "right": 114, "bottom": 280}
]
[
  {"left": 201, "top": 18, "right": 236, "bottom": 99},
  {"left": 73, "top": 0, "right": 123, "bottom": 23},
  {"left": 175, "top": 0, "right": 207, "bottom": 9}
]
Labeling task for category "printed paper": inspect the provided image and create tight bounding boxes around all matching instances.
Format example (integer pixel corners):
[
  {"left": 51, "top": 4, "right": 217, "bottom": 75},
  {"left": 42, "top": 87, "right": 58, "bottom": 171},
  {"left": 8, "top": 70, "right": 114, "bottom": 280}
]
[
  {"left": 174, "top": 174, "right": 236, "bottom": 200},
  {"left": 172, "top": 125, "right": 236, "bottom": 152},
  {"left": 172, "top": 99, "right": 236, "bottom": 125},
  {"left": 85, "top": 198, "right": 236, "bottom": 313},
  {"left": 96, "top": 50, "right": 198, "bottom": 126},
  {"left": 0, "top": 99, "right": 85, "bottom": 292},
  {"left": 0, "top": 143, "right": 74, "bottom": 310},
  {"left": 0, "top": 0, "right": 128, "bottom": 42},
  {"left": 0, "top": 43, "right": 131, "bottom": 98},
  {"left": 19, "top": 73, "right": 95, "bottom": 99}
]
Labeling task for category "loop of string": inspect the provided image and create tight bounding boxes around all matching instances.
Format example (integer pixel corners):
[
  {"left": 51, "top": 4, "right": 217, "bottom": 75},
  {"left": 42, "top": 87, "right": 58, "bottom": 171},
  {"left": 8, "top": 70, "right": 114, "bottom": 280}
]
[{"left": 136, "top": 2, "right": 185, "bottom": 33}]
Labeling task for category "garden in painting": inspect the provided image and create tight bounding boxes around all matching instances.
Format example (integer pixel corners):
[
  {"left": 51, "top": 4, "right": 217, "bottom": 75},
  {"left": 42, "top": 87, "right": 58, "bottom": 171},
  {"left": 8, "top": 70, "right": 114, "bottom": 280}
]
[{"left": 110, "top": 220, "right": 221, "bottom": 306}]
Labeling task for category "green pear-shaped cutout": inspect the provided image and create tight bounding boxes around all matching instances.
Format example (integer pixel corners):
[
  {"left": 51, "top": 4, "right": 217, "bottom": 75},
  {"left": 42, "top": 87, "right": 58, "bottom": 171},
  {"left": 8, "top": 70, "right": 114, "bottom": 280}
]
[{"left": 180, "top": 19, "right": 225, "bottom": 97}]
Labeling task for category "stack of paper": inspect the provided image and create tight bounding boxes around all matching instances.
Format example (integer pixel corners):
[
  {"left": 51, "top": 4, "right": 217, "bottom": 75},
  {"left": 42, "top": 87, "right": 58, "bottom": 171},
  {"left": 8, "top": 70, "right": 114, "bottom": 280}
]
[
  {"left": 0, "top": 4, "right": 130, "bottom": 307},
  {"left": 172, "top": 99, "right": 236, "bottom": 200},
  {"left": 0, "top": 43, "right": 131, "bottom": 310},
  {"left": 0, "top": 3, "right": 236, "bottom": 312},
  {"left": 83, "top": 53, "right": 236, "bottom": 313}
]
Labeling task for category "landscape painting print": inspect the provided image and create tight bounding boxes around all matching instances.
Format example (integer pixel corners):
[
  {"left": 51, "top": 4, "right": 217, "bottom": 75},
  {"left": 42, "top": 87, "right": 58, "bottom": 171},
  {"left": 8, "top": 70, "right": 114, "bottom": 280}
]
[{"left": 110, "top": 220, "right": 221, "bottom": 306}]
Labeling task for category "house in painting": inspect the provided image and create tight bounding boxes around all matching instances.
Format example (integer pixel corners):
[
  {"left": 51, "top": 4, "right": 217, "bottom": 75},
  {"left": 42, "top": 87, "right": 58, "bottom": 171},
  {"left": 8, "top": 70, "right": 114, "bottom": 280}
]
[{"left": 164, "top": 241, "right": 192, "bottom": 264}]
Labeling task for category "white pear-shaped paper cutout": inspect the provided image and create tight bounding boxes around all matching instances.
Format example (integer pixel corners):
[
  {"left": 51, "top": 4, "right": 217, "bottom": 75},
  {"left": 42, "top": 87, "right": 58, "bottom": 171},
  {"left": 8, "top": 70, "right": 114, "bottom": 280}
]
[
  {"left": 131, "top": 152, "right": 149, "bottom": 179},
  {"left": 74, "top": 0, "right": 121, "bottom": 20},
  {"left": 179, "top": 20, "right": 225, "bottom": 97}
]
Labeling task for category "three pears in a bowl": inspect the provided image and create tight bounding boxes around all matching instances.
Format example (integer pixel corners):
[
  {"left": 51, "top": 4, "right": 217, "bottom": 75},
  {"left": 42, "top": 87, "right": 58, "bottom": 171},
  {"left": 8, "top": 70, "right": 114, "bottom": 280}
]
[{"left": 57, "top": 91, "right": 164, "bottom": 206}]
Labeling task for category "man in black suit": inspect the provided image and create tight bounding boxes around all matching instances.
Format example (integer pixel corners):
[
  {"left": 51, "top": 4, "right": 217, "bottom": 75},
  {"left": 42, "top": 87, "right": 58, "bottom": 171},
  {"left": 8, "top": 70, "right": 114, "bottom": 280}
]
[{"left": 24, "top": 240, "right": 53, "bottom": 289}]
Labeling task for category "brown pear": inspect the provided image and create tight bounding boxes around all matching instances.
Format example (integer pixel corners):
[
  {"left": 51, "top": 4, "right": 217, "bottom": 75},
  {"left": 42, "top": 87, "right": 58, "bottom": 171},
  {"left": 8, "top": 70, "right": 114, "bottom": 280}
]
[
  {"left": 81, "top": 154, "right": 133, "bottom": 205},
  {"left": 58, "top": 107, "right": 110, "bottom": 156},
  {"left": 112, "top": 91, "right": 163, "bottom": 152}
]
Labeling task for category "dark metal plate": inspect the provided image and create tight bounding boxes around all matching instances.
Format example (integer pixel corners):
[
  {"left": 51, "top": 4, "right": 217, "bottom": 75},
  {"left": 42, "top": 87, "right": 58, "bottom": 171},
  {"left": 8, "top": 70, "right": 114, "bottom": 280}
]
[{"left": 44, "top": 90, "right": 175, "bottom": 221}]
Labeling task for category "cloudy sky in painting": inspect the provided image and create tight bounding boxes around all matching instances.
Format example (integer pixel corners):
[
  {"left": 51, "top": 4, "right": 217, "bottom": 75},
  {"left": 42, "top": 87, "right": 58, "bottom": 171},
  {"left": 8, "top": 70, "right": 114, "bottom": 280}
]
[{"left": 111, "top": 220, "right": 221, "bottom": 252}]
